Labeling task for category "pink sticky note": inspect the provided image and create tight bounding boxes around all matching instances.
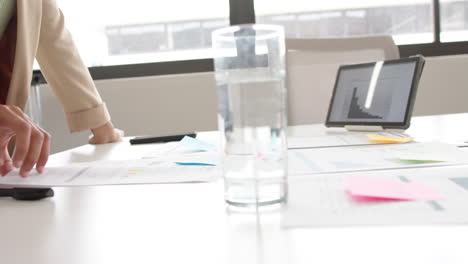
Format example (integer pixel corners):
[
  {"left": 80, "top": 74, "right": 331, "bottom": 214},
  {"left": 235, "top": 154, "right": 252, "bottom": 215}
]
[{"left": 345, "top": 175, "right": 441, "bottom": 201}]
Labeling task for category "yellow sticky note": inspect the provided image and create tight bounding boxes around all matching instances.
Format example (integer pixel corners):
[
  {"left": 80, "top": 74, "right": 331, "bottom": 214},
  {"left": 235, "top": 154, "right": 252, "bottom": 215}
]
[{"left": 366, "top": 134, "right": 413, "bottom": 144}]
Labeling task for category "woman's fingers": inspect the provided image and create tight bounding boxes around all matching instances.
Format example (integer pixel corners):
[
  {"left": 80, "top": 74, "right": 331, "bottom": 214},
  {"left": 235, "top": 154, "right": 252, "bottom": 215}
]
[
  {"left": 35, "top": 126, "right": 50, "bottom": 174},
  {"left": 0, "top": 106, "right": 31, "bottom": 169},
  {"left": 19, "top": 125, "right": 45, "bottom": 177},
  {"left": 0, "top": 160, "right": 13, "bottom": 176},
  {"left": 0, "top": 144, "right": 13, "bottom": 176},
  {"left": 0, "top": 105, "right": 50, "bottom": 177}
]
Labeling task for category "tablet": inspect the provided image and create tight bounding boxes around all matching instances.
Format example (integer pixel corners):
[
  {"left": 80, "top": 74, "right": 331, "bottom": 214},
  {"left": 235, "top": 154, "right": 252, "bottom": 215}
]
[{"left": 325, "top": 56, "right": 425, "bottom": 130}]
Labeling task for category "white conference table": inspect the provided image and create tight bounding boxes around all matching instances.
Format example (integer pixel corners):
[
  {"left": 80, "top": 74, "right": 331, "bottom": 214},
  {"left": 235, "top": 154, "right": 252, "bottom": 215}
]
[{"left": 2, "top": 113, "right": 468, "bottom": 264}]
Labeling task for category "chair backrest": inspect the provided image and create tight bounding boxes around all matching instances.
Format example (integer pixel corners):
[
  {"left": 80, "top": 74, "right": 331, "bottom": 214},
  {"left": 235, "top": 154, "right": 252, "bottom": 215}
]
[
  {"left": 413, "top": 54, "right": 468, "bottom": 116},
  {"left": 40, "top": 72, "right": 218, "bottom": 154},
  {"left": 286, "top": 35, "right": 400, "bottom": 125}
]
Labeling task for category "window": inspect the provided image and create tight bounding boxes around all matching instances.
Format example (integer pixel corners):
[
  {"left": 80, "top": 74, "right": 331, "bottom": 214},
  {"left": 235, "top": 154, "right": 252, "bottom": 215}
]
[
  {"left": 30, "top": 0, "right": 468, "bottom": 82},
  {"left": 56, "top": 0, "right": 229, "bottom": 67},
  {"left": 254, "top": 0, "right": 434, "bottom": 45},
  {"left": 440, "top": 0, "right": 468, "bottom": 42}
]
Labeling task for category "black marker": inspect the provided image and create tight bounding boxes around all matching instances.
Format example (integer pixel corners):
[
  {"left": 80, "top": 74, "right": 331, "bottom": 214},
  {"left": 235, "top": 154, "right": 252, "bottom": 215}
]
[
  {"left": 0, "top": 188, "right": 54, "bottom": 201},
  {"left": 129, "top": 133, "right": 196, "bottom": 145}
]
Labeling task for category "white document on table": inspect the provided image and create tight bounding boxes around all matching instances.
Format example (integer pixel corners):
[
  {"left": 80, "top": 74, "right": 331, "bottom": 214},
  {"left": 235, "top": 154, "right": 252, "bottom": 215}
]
[
  {"left": 0, "top": 157, "right": 221, "bottom": 187},
  {"left": 287, "top": 131, "right": 410, "bottom": 149},
  {"left": 288, "top": 142, "right": 468, "bottom": 175},
  {"left": 282, "top": 165, "right": 468, "bottom": 227}
]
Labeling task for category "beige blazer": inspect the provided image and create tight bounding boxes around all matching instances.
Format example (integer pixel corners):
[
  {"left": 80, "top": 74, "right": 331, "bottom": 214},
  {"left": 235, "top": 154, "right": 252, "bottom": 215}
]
[{"left": 8, "top": 0, "right": 110, "bottom": 132}]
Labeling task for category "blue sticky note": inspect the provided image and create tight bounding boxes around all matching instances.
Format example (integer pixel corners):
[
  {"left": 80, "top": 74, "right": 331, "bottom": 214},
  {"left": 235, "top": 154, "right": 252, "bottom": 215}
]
[
  {"left": 173, "top": 154, "right": 221, "bottom": 166},
  {"left": 175, "top": 162, "right": 217, "bottom": 166},
  {"left": 178, "top": 136, "right": 217, "bottom": 152}
]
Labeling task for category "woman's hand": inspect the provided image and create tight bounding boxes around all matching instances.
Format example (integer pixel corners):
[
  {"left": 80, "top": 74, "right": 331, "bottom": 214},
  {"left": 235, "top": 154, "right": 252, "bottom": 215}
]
[
  {"left": 0, "top": 105, "right": 50, "bottom": 177},
  {"left": 89, "top": 121, "right": 124, "bottom": 144}
]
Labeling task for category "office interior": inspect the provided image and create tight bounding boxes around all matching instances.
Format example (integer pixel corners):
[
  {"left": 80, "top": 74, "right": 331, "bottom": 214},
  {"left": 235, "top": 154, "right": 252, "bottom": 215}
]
[{"left": 30, "top": 0, "right": 468, "bottom": 153}]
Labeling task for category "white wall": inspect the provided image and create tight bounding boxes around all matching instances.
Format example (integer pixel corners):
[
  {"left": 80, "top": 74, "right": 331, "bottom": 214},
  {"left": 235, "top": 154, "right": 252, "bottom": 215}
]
[{"left": 39, "top": 54, "right": 468, "bottom": 153}]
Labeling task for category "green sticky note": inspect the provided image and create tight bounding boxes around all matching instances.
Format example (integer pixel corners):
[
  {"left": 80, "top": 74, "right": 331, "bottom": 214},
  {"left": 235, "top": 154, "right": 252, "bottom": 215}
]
[{"left": 393, "top": 158, "right": 446, "bottom": 165}]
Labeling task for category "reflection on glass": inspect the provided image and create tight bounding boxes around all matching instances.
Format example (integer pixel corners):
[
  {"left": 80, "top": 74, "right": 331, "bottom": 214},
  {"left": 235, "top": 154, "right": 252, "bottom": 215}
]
[
  {"left": 254, "top": 0, "right": 433, "bottom": 45},
  {"left": 440, "top": 0, "right": 468, "bottom": 42},
  {"left": 52, "top": 0, "right": 229, "bottom": 67}
]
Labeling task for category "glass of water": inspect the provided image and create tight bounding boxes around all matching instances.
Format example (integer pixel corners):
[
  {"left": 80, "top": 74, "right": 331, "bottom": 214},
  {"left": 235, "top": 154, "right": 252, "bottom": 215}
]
[{"left": 212, "top": 24, "right": 288, "bottom": 208}]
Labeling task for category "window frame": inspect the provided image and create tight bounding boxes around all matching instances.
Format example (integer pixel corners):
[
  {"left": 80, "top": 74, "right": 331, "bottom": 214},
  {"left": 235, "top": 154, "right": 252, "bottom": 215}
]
[{"left": 32, "top": 0, "right": 468, "bottom": 84}]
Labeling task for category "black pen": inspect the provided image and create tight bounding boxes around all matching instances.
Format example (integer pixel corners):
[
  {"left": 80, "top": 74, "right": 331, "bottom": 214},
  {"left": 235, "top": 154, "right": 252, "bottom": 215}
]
[
  {"left": 0, "top": 188, "right": 54, "bottom": 200},
  {"left": 129, "top": 133, "right": 196, "bottom": 145}
]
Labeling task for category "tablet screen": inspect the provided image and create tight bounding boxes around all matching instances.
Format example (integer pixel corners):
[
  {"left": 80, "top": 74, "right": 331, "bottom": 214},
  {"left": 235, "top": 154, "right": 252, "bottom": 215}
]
[{"left": 326, "top": 57, "right": 424, "bottom": 129}]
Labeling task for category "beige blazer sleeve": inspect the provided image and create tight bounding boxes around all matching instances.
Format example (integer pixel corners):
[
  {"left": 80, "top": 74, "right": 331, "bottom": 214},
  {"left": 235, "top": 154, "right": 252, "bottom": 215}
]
[{"left": 35, "top": 0, "right": 110, "bottom": 132}]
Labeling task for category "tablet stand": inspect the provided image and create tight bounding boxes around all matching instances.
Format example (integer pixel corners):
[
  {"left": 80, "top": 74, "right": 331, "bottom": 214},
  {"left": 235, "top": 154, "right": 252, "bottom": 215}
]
[
  {"left": 344, "top": 125, "right": 406, "bottom": 133},
  {"left": 344, "top": 125, "right": 383, "bottom": 131}
]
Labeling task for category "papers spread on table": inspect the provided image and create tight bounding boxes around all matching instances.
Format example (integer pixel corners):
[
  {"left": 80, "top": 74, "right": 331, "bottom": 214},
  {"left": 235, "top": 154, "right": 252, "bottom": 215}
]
[
  {"left": 146, "top": 137, "right": 466, "bottom": 176},
  {"left": 143, "top": 137, "right": 466, "bottom": 176},
  {"left": 282, "top": 166, "right": 468, "bottom": 227},
  {"left": 287, "top": 131, "right": 411, "bottom": 149},
  {"left": 0, "top": 155, "right": 221, "bottom": 187},
  {"left": 0, "top": 136, "right": 222, "bottom": 187},
  {"left": 3, "top": 135, "right": 467, "bottom": 188},
  {"left": 288, "top": 142, "right": 468, "bottom": 175}
]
